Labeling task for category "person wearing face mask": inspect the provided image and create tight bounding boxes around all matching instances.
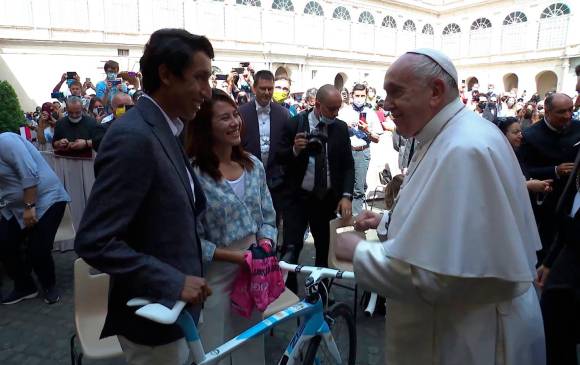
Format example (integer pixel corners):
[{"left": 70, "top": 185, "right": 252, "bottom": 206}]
[
  {"left": 338, "top": 83, "right": 382, "bottom": 215},
  {"left": 91, "top": 93, "right": 134, "bottom": 152},
  {"left": 52, "top": 96, "right": 96, "bottom": 158},
  {"left": 273, "top": 76, "right": 297, "bottom": 116},
  {"left": 277, "top": 84, "right": 354, "bottom": 293},
  {"left": 500, "top": 97, "right": 518, "bottom": 118},
  {"left": 186, "top": 88, "right": 277, "bottom": 365},
  {"left": 95, "top": 60, "right": 128, "bottom": 113},
  {"left": 239, "top": 70, "right": 290, "bottom": 222}
]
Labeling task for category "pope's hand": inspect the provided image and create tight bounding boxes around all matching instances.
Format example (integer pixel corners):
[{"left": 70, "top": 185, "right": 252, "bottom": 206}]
[
  {"left": 336, "top": 232, "right": 363, "bottom": 262},
  {"left": 354, "top": 210, "right": 381, "bottom": 231},
  {"left": 535, "top": 265, "right": 550, "bottom": 289}
]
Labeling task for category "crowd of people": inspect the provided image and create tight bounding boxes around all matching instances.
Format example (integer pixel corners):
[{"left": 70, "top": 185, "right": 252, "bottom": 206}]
[{"left": 1, "top": 27, "right": 579, "bottom": 365}]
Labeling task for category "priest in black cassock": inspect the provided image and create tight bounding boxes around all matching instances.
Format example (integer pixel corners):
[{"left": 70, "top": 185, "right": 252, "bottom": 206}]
[{"left": 518, "top": 93, "right": 580, "bottom": 261}]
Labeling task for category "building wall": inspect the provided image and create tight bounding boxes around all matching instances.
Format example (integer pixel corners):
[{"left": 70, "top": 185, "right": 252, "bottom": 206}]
[{"left": 0, "top": 0, "right": 578, "bottom": 110}]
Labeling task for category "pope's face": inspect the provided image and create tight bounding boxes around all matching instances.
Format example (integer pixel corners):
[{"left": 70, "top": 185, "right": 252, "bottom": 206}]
[{"left": 383, "top": 55, "right": 434, "bottom": 138}]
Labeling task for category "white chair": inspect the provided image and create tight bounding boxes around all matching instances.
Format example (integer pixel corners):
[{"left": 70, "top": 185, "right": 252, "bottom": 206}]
[{"left": 70, "top": 258, "right": 123, "bottom": 364}]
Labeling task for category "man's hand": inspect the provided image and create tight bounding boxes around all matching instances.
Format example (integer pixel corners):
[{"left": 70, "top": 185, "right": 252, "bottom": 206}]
[
  {"left": 180, "top": 276, "right": 212, "bottom": 305},
  {"left": 23, "top": 207, "right": 38, "bottom": 228},
  {"left": 354, "top": 210, "right": 381, "bottom": 231},
  {"left": 55, "top": 138, "right": 70, "bottom": 150},
  {"left": 357, "top": 120, "right": 369, "bottom": 132},
  {"left": 69, "top": 139, "right": 89, "bottom": 150},
  {"left": 336, "top": 232, "right": 363, "bottom": 262},
  {"left": 336, "top": 198, "right": 352, "bottom": 218},
  {"left": 536, "top": 265, "right": 550, "bottom": 289},
  {"left": 293, "top": 132, "right": 308, "bottom": 155},
  {"left": 60, "top": 73, "right": 67, "bottom": 82},
  {"left": 527, "top": 179, "right": 553, "bottom": 193},
  {"left": 556, "top": 163, "right": 575, "bottom": 177}
]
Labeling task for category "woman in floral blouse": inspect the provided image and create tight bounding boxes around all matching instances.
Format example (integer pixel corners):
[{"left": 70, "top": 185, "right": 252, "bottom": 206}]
[{"left": 186, "top": 88, "right": 276, "bottom": 365}]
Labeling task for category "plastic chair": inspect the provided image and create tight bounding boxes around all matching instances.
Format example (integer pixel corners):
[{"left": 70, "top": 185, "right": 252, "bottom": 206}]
[
  {"left": 328, "top": 217, "right": 366, "bottom": 317},
  {"left": 70, "top": 258, "right": 123, "bottom": 364}
]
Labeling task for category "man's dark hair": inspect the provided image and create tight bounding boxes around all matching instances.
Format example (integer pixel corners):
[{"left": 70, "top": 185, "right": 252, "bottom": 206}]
[
  {"left": 140, "top": 28, "right": 214, "bottom": 94},
  {"left": 352, "top": 83, "right": 367, "bottom": 94},
  {"left": 69, "top": 80, "right": 82, "bottom": 89},
  {"left": 575, "top": 64, "right": 580, "bottom": 77},
  {"left": 104, "top": 60, "right": 119, "bottom": 72},
  {"left": 253, "top": 70, "right": 274, "bottom": 87}
]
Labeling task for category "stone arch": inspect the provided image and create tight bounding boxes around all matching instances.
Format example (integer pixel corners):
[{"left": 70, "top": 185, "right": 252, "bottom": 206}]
[
  {"left": 503, "top": 73, "right": 519, "bottom": 92},
  {"left": 334, "top": 72, "right": 348, "bottom": 90},
  {"left": 466, "top": 76, "right": 479, "bottom": 91},
  {"left": 275, "top": 66, "right": 290, "bottom": 79},
  {"left": 535, "top": 70, "right": 558, "bottom": 97}
]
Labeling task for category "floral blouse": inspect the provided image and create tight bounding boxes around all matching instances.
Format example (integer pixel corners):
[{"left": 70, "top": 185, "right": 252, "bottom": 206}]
[{"left": 194, "top": 155, "right": 277, "bottom": 262}]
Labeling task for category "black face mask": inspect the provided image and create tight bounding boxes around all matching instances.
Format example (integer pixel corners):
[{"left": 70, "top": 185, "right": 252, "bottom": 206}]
[{"left": 478, "top": 102, "right": 487, "bottom": 110}]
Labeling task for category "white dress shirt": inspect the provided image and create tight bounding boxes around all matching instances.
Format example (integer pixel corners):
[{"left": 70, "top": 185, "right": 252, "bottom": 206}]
[
  {"left": 255, "top": 100, "right": 271, "bottom": 164},
  {"left": 141, "top": 94, "right": 195, "bottom": 201}
]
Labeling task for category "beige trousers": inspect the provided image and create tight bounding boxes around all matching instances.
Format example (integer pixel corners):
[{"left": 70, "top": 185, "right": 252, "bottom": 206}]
[{"left": 118, "top": 336, "right": 192, "bottom": 365}]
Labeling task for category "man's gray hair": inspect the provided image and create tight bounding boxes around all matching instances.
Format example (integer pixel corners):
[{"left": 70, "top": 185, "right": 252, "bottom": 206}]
[
  {"left": 66, "top": 96, "right": 83, "bottom": 107},
  {"left": 304, "top": 88, "right": 318, "bottom": 100},
  {"left": 412, "top": 55, "right": 458, "bottom": 97}
]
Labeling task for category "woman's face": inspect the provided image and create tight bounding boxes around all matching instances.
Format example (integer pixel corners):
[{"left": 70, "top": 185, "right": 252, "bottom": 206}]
[
  {"left": 507, "top": 98, "right": 515, "bottom": 108},
  {"left": 211, "top": 100, "right": 242, "bottom": 147},
  {"left": 506, "top": 122, "right": 522, "bottom": 149}
]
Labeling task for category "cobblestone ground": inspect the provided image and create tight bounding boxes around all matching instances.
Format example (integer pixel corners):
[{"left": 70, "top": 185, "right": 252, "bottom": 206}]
[{"left": 0, "top": 209, "right": 386, "bottom": 364}]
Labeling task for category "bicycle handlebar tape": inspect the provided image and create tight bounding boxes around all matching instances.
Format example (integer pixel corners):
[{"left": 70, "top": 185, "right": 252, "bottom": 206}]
[{"left": 176, "top": 309, "right": 206, "bottom": 363}]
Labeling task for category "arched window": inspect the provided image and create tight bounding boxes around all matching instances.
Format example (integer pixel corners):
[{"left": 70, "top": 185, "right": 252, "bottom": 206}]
[
  {"left": 540, "top": 3, "right": 571, "bottom": 18},
  {"left": 403, "top": 20, "right": 416, "bottom": 32},
  {"left": 471, "top": 17, "right": 492, "bottom": 30},
  {"left": 236, "top": 0, "right": 261, "bottom": 6},
  {"left": 332, "top": 6, "right": 350, "bottom": 21},
  {"left": 304, "top": 1, "right": 323, "bottom": 16},
  {"left": 358, "top": 11, "right": 375, "bottom": 25},
  {"left": 422, "top": 23, "right": 434, "bottom": 34},
  {"left": 381, "top": 15, "right": 396, "bottom": 29},
  {"left": 272, "top": 0, "right": 293, "bottom": 11},
  {"left": 442, "top": 23, "right": 461, "bottom": 34},
  {"left": 503, "top": 11, "right": 527, "bottom": 25}
]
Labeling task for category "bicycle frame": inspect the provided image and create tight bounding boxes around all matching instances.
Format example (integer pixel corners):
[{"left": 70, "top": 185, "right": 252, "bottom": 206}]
[{"left": 128, "top": 262, "right": 353, "bottom": 364}]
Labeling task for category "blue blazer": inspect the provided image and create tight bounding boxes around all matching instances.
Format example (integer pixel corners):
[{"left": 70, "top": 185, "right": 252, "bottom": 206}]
[{"left": 74, "top": 96, "right": 206, "bottom": 346}]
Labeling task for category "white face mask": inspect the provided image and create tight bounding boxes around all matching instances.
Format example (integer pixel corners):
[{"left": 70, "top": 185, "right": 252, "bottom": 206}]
[
  {"left": 69, "top": 116, "right": 82, "bottom": 124},
  {"left": 353, "top": 99, "right": 365, "bottom": 108}
]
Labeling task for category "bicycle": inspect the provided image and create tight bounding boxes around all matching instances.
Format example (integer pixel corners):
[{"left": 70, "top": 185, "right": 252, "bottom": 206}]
[{"left": 127, "top": 261, "right": 356, "bottom": 365}]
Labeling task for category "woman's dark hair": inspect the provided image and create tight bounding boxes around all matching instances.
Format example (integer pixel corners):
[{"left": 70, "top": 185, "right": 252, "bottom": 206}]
[
  {"left": 496, "top": 117, "right": 519, "bottom": 135},
  {"left": 140, "top": 29, "right": 214, "bottom": 94},
  {"left": 88, "top": 97, "right": 103, "bottom": 113},
  {"left": 186, "top": 88, "right": 254, "bottom": 181}
]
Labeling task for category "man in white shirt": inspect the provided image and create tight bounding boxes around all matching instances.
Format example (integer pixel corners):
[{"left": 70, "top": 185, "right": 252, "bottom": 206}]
[
  {"left": 338, "top": 84, "right": 382, "bottom": 215},
  {"left": 336, "top": 48, "right": 545, "bottom": 365}
]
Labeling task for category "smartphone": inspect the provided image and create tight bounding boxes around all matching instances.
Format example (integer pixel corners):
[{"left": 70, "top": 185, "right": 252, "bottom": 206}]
[
  {"left": 51, "top": 92, "right": 65, "bottom": 99},
  {"left": 240, "top": 62, "right": 250, "bottom": 67},
  {"left": 216, "top": 74, "right": 227, "bottom": 81},
  {"left": 67, "top": 72, "right": 76, "bottom": 79},
  {"left": 127, "top": 71, "right": 137, "bottom": 77},
  {"left": 85, "top": 77, "right": 91, "bottom": 82},
  {"left": 360, "top": 112, "right": 367, "bottom": 123},
  {"left": 111, "top": 78, "right": 122, "bottom": 86},
  {"left": 234, "top": 67, "right": 244, "bottom": 74}
]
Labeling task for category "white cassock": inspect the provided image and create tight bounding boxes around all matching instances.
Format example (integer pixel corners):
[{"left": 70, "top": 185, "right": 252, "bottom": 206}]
[{"left": 353, "top": 99, "right": 546, "bottom": 365}]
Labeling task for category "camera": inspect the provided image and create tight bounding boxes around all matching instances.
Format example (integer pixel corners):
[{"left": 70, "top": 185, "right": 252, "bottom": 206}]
[{"left": 305, "top": 129, "right": 327, "bottom": 155}]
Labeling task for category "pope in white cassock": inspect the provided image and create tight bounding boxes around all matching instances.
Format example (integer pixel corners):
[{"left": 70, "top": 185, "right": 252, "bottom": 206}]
[{"left": 336, "top": 49, "right": 546, "bottom": 365}]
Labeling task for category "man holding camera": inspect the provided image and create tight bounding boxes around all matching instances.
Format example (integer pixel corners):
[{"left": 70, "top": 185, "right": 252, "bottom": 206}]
[
  {"left": 96, "top": 60, "right": 128, "bottom": 112},
  {"left": 52, "top": 96, "right": 96, "bottom": 158},
  {"left": 277, "top": 84, "right": 354, "bottom": 293},
  {"left": 338, "top": 83, "right": 382, "bottom": 215}
]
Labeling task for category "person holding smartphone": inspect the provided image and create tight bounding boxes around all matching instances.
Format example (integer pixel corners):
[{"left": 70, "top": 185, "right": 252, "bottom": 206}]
[{"left": 337, "top": 83, "right": 382, "bottom": 215}]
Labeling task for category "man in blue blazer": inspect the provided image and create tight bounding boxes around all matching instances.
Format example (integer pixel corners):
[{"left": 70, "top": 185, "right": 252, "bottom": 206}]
[
  {"left": 240, "top": 70, "right": 290, "bottom": 217},
  {"left": 75, "top": 29, "right": 213, "bottom": 364}
]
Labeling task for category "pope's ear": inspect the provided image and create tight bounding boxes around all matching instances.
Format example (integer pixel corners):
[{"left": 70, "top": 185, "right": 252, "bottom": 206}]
[{"left": 431, "top": 78, "right": 447, "bottom": 105}]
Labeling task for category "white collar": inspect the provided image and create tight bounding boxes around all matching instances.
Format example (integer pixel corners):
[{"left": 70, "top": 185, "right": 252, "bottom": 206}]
[
  {"left": 141, "top": 94, "right": 184, "bottom": 136},
  {"left": 414, "top": 98, "right": 464, "bottom": 145}
]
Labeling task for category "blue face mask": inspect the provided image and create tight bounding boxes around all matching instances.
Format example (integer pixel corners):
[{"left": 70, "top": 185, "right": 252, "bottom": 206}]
[
  {"left": 320, "top": 115, "right": 336, "bottom": 125},
  {"left": 106, "top": 72, "right": 117, "bottom": 81},
  {"left": 66, "top": 79, "right": 74, "bottom": 87}
]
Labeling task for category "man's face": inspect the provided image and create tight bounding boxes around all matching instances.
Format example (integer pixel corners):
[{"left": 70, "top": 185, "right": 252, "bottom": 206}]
[
  {"left": 546, "top": 95, "right": 573, "bottom": 129},
  {"left": 305, "top": 96, "right": 316, "bottom": 109},
  {"left": 112, "top": 96, "right": 134, "bottom": 119},
  {"left": 316, "top": 91, "right": 342, "bottom": 119},
  {"left": 254, "top": 78, "right": 274, "bottom": 106},
  {"left": 69, "top": 85, "right": 82, "bottom": 96},
  {"left": 274, "top": 79, "right": 290, "bottom": 94},
  {"left": 352, "top": 90, "right": 367, "bottom": 106},
  {"left": 341, "top": 90, "right": 349, "bottom": 103},
  {"left": 383, "top": 55, "right": 434, "bottom": 138},
  {"left": 164, "top": 51, "right": 212, "bottom": 121},
  {"left": 67, "top": 103, "right": 83, "bottom": 120}
]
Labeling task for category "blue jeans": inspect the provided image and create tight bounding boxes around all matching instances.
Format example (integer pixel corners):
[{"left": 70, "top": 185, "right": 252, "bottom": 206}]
[{"left": 352, "top": 147, "right": 371, "bottom": 215}]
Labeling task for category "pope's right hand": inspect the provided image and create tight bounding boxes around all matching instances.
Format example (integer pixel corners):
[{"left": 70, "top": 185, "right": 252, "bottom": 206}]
[
  {"left": 536, "top": 265, "right": 550, "bottom": 289},
  {"left": 354, "top": 210, "right": 381, "bottom": 231},
  {"left": 180, "top": 276, "right": 212, "bottom": 305}
]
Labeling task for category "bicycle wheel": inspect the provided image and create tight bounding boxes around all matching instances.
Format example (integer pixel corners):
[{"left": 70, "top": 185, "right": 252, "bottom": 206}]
[{"left": 302, "top": 302, "right": 356, "bottom": 365}]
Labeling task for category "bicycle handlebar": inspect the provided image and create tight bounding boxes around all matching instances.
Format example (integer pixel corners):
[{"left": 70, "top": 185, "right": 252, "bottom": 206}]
[{"left": 278, "top": 261, "right": 355, "bottom": 281}]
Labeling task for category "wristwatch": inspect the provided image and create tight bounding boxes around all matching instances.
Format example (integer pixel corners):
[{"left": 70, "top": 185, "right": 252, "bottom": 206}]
[{"left": 24, "top": 202, "right": 36, "bottom": 209}]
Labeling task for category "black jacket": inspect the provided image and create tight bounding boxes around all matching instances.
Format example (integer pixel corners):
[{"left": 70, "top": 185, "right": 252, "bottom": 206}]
[
  {"left": 240, "top": 100, "right": 290, "bottom": 189},
  {"left": 276, "top": 109, "right": 354, "bottom": 205},
  {"left": 74, "top": 97, "right": 206, "bottom": 346}
]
